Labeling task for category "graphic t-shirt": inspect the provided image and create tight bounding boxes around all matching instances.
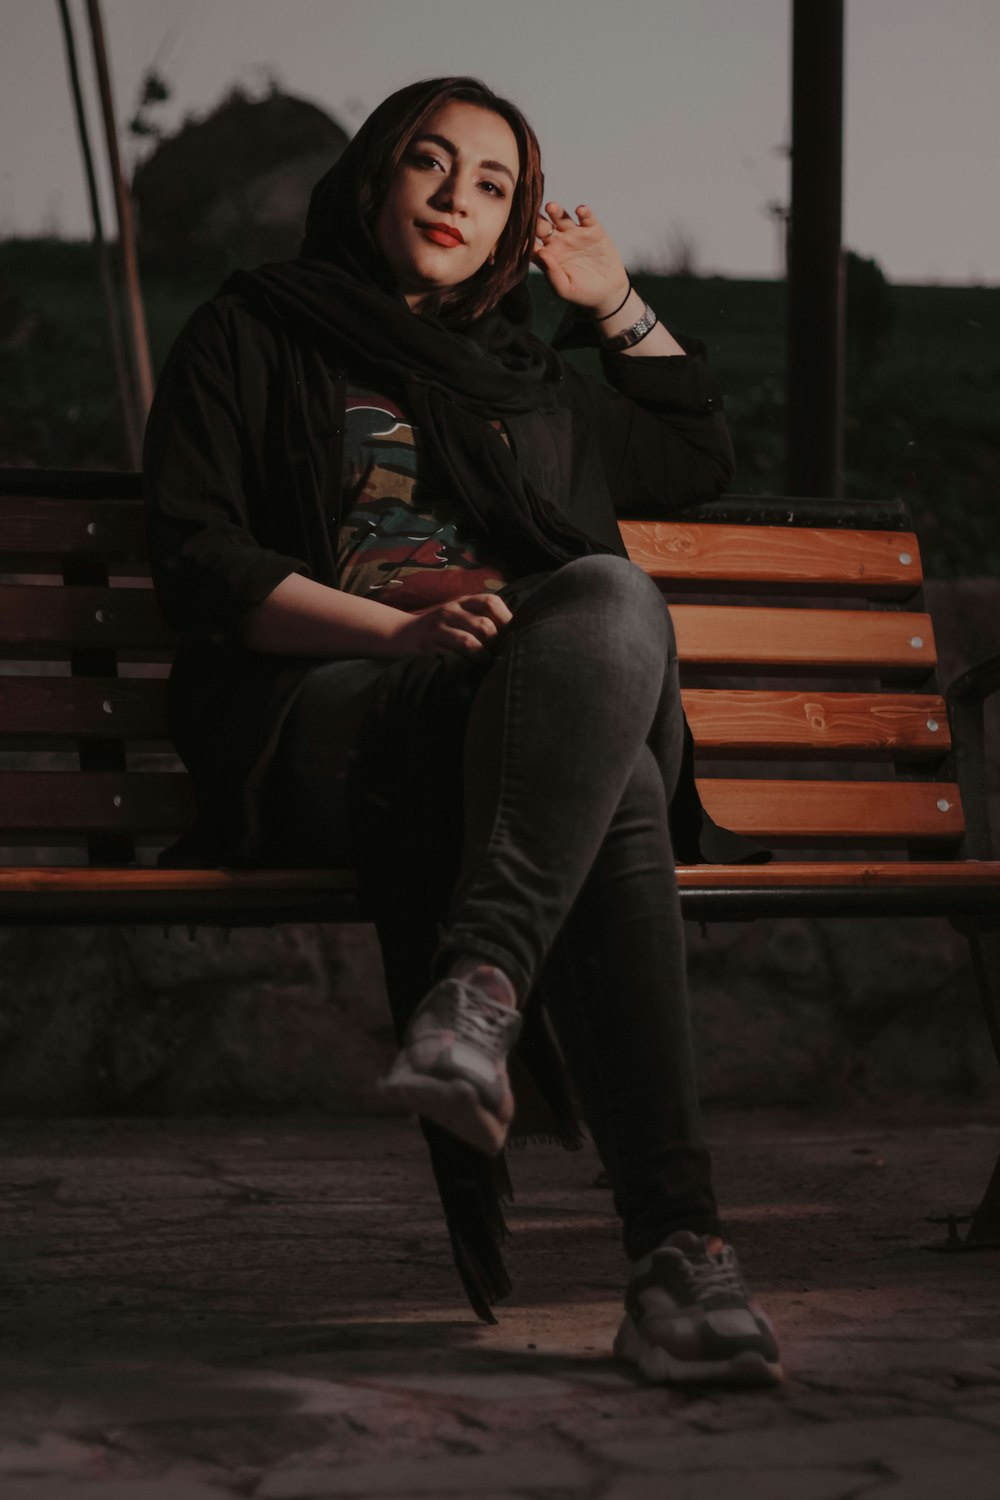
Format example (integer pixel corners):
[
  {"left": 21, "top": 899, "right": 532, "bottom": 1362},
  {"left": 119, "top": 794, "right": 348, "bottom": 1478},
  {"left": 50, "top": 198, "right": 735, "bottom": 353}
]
[{"left": 336, "top": 386, "right": 512, "bottom": 611}]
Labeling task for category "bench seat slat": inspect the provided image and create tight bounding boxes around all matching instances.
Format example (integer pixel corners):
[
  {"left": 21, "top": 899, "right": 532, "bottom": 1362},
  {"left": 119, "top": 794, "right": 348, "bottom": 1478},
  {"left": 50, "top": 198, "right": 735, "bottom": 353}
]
[
  {"left": 672, "top": 605, "right": 936, "bottom": 673},
  {"left": 1, "top": 861, "right": 997, "bottom": 928},
  {"left": 676, "top": 862, "right": 1000, "bottom": 889},
  {"left": 0, "top": 861, "right": 995, "bottom": 894},
  {"left": 0, "top": 772, "right": 964, "bottom": 843},
  {"left": 622, "top": 521, "right": 921, "bottom": 593}
]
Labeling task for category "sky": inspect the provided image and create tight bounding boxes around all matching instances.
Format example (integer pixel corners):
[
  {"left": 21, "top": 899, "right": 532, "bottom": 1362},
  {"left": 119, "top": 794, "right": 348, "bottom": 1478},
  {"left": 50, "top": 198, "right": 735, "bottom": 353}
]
[{"left": 2, "top": 0, "right": 999, "bottom": 283}]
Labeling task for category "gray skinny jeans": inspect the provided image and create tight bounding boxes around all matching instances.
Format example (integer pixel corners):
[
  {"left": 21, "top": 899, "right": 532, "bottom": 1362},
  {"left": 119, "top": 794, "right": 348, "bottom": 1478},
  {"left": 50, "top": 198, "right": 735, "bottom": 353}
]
[{"left": 264, "top": 555, "right": 722, "bottom": 1256}]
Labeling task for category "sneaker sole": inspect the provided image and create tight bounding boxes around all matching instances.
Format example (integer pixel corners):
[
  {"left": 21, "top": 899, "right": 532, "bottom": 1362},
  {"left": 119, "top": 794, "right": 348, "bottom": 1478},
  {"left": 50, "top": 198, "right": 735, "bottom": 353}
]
[
  {"left": 377, "top": 1064, "right": 510, "bottom": 1156},
  {"left": 613, "top": 1311, "right": 784, "bottom": 1388}
]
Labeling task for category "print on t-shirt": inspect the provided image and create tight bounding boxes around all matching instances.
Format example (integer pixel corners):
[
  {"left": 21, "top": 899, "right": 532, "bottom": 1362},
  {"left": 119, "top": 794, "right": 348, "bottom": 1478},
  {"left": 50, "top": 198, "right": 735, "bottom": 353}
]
[{"left": 336, "top": 388, "right": 510, "bottom": 611}]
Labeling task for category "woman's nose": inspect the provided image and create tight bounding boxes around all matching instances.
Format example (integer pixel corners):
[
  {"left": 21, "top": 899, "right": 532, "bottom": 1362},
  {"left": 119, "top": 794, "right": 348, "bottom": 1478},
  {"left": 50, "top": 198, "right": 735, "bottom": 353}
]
[{"left": 431, "top": 171, "right": 469, "bottom": 214}]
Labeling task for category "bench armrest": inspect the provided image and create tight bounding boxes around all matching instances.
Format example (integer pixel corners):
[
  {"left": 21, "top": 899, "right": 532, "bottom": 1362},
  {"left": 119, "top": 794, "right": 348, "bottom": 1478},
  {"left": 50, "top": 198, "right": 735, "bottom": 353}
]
[
  {"left": 947, "top": 652, "right": 1000, "bottom": 708},
  {"left": 946, "top": 652, "right": 1000, "bottom": 861}
]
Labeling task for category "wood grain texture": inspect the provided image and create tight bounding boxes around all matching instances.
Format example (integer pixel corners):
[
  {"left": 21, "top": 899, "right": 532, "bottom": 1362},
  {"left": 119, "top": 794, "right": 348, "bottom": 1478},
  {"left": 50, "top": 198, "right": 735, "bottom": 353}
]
[
  {"left": 682, "top": 690, "right": 950, "bottom": 757},
  {"left": 671, "top": 605, "right": 937, "bottom": 673},
  {"left": 622, "top": 520, "right": 922, "bottom": 593},
  {"left": 696, "top": 779, "right": 964, "bottom": 842}
]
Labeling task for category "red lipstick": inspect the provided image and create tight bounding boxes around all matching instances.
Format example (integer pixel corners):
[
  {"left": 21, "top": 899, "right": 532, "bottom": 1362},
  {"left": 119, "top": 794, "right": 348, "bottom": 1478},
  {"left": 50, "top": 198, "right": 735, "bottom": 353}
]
[{"left": 418, "top": 222, "right": 465, "bottom": 247}]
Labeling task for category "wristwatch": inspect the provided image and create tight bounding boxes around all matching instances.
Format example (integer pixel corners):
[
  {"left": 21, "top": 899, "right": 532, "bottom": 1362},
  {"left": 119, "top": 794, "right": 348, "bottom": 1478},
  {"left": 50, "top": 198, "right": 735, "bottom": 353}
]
[{"left": 600, "top": 302, "right": 659, "bottom": 353}]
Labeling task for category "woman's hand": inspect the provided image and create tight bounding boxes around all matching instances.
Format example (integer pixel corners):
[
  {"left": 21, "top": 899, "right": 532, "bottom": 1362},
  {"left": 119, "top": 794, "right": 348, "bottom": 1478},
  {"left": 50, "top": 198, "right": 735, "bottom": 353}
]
[
  {"left": 388, "top": 592, "right": 513, "bottom": 658},
  {"left": 532, "top": 202, "right": 630, "bottom": 319}
]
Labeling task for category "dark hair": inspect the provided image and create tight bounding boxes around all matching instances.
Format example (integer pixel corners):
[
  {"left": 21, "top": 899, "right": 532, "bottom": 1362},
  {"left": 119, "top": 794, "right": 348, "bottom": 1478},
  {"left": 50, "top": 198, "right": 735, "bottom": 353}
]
[{"left": 357, "top": 77, "right": 543, "bottom": 324}]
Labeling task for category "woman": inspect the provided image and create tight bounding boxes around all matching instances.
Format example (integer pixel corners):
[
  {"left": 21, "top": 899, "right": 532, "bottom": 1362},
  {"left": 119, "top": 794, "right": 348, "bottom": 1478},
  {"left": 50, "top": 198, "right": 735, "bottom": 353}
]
[{"left": 145, "top": 75, "right": 780, "bottom": 1386}]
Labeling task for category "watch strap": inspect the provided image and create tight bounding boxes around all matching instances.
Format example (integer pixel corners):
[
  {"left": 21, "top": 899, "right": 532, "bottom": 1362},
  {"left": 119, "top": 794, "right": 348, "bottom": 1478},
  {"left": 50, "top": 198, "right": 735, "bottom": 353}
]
[{"left": 601, "top": 302, "right": 658, "bottom": 353}]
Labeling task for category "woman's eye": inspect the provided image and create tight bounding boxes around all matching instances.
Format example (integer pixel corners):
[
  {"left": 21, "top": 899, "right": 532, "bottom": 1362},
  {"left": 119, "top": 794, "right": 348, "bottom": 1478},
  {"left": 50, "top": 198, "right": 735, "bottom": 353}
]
[
  {"left": 411, "top": 152, "right": 443, "bottom": 171},
  {"left": 481, "top": 181, "right": 505, "bottom": 198}
]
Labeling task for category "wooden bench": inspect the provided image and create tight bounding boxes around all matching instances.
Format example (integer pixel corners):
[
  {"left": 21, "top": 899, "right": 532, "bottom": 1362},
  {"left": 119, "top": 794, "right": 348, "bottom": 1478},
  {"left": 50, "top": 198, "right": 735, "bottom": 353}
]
[{"left": 2, "top": 466, "right": 999, "bottom": 1245}]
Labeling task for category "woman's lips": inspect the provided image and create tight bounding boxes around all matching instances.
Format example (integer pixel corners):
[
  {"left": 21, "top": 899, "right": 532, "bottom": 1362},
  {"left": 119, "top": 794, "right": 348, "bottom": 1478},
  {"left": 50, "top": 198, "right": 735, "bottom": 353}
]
[{"left": 419, "top": 225, "right": 464, "bottom": 248}]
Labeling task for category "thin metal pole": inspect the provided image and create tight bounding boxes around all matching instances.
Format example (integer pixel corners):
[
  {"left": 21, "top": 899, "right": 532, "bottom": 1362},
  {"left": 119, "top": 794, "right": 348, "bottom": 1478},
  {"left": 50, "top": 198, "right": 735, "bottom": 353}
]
[
  {"left": 84, "top": 0, "right": 155, "bottom": 423},
  {"left": 55, "top": 0, "right": 140, "bottom": 466},
  {"left": 786, "top": 0, "right": 845, "bottom": 497}
]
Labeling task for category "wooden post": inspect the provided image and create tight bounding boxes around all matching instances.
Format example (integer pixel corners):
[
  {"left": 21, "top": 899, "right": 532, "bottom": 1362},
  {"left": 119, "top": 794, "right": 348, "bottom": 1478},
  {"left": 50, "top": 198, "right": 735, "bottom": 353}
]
[
  {"left": 786, "top": 0, "right": 845, "bottom": 497},
  {"left": 55, "top": 0, "right": 140, "bottom": 467},
  {"left": 84, "top": 0, "right": 155, "bottom": 424}
]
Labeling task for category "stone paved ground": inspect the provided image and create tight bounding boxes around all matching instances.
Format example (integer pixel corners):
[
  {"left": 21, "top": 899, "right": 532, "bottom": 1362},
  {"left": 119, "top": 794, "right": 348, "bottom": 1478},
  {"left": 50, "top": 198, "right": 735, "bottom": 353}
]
[{"left": 2, "top": 1106, "right": 1000, "bottom": 1498}]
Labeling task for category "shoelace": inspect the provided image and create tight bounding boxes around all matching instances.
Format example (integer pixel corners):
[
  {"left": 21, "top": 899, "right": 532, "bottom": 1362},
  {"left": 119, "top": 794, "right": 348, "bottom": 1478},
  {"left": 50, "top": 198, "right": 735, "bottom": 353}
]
[
  {"left": 673, "top": 1245, "right": 749, "bottom": 1303},
  {"left": 448, "top": 983, "right": 521, "bottom": 1058}
]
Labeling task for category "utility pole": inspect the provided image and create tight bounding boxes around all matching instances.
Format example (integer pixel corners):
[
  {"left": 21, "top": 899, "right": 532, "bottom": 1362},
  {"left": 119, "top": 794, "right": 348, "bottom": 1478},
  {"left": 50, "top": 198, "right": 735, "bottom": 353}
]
[
  {"left": 85, "top": 0, "right": 155, "bottom": 426},
  {"left": 786, "top": 0, "right": 845, "bottom": 497},
  {"left": 55, "top": 0, "right": 140, "bottom": 466}
]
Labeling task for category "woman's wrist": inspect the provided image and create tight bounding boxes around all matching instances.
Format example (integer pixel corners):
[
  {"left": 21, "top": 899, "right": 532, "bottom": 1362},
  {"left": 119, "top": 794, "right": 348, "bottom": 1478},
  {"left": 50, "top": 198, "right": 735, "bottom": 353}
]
[
  {"left": 589, "top": 285, "right": 647, "bottom": 340},
  {"left": 590, "top": 279, "right": 633, "bottom": 322},
  {"left": 588, "top": 286, "right": 689, "bottom": 359}
]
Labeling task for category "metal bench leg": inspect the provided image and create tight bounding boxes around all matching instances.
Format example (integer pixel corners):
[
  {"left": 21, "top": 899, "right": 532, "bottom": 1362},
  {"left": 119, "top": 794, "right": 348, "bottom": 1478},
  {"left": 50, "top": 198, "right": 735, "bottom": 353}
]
[
  {"left": 965, "top": 928, "right": 1000, "bottom": 1245},
  {"left": 967, "top": 927, "right": 1000, "bottom": 1074},
  {"left": 966, "top": 1152, "right": 1000, "bottom": 1246},
  {"left": 927, "top": 924, "right": 1000, "bottom": 1250}
]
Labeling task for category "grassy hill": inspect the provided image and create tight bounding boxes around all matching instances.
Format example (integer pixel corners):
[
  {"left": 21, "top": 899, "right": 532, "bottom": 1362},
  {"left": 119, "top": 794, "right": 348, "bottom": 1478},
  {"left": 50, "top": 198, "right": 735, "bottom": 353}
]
[{"left": 1, "top": 238, "right": 997, "bottom": 576}]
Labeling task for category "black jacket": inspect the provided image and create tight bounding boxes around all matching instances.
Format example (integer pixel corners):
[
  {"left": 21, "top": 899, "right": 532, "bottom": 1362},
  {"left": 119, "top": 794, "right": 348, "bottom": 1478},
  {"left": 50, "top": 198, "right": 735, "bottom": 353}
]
[{"left": 144, "top": 289, "right": 737, "bottom": 866}]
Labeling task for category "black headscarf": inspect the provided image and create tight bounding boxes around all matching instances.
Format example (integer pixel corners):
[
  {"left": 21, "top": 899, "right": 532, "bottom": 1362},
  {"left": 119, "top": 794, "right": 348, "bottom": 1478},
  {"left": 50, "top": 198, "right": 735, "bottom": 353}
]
[{"left": 221, "top": 77, "right": 616, "bottom": 577}]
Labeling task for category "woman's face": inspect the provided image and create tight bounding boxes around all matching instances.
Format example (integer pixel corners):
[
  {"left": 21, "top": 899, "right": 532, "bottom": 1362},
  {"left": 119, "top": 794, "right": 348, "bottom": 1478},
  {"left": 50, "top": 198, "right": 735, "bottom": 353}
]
[{"left": 374, "top": 100, "right": 519, "bottom": 311}]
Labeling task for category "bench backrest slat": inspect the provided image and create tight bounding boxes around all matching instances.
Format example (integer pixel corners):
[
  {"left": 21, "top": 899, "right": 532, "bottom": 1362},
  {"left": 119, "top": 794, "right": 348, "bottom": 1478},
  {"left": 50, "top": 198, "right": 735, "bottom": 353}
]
[
  {"left": 0, "top": 770, "right": 964, "bottom": 846},
  {"left": 0, "top": 495, "right": 148, "bottom": 569},
  {"left": 0, "top": 676, "right": 170, "bottom": 740},
  {"left": 0, "top": 679, "right": 952, "bottom": 759},
  {"left": 0, "top": 585, "right": 171, "bottom": 656},
  {"left": 0, "top": 771, "right": 195, "bottom": 835},
  {"left": 2, "top": 501, "right": 920, "bottom": 595},
  {"left": 0, "top": 587, "right": 937, "bottom": 675},
  {"left": 700, "top": 778, "right": 963, "bottom": 844},
  {"left": 682, "top": 689, "right": 950, "bottom": 757},
  {"left": 624, "top": 522, "right": 922, "bottom": 594},
  {"left": 671, "top": 605, "right": 936, "bottom": 675}
]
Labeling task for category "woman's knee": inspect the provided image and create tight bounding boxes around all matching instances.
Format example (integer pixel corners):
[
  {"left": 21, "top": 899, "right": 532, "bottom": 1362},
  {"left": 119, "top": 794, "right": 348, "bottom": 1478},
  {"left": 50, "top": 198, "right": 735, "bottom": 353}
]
[{"left": 544, "top": 555, "right": 672, "bottom": 650}]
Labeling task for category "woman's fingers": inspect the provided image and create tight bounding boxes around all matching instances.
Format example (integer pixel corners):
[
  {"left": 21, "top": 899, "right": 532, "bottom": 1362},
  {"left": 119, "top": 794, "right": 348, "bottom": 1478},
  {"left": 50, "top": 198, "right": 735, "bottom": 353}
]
[
  {"left": 545, "top": 200, "right": 575, "bottom": 228},
  {"left": 460, "top": 593, "right": 513, "bottom": 626}
]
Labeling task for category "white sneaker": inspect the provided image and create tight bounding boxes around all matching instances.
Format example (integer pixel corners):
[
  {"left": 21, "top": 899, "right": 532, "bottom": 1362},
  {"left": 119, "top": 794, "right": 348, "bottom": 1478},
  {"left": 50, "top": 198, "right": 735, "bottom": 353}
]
[
  {"left": 378, "top": 976, "right": 522, "bottom": 1156},
  {"left": 613, "top": 1230, "right": 783, "bottom": 1386}
]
